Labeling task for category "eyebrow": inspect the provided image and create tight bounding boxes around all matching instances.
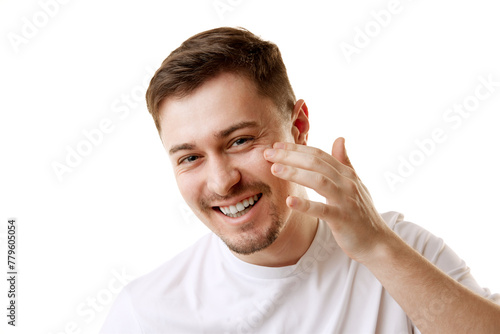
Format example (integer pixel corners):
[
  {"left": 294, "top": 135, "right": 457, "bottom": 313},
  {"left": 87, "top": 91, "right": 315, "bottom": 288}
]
[
  {"left": 215, "top": 121, "right": 258, "bottom": 139},
  {"left": 168, "top": 121, "right": 259, "bottom": 156},
  {"left": 169, "top": 143, "right": 196, "bottom": 156}
]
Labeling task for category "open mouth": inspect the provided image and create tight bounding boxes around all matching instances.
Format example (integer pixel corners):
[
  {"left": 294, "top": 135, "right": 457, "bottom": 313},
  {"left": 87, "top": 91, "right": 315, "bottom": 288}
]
[{"left": 214, "top": 194, "right": 263, "bottom": 218}]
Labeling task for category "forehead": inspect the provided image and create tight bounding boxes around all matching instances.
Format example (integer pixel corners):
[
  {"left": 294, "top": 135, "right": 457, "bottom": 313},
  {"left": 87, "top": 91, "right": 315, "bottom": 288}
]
[{"left": 158, "top": 72, "right": 283, "bottom": 148}]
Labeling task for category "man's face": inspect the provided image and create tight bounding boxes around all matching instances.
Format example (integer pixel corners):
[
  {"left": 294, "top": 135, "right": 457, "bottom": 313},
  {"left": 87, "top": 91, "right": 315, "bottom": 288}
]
[{"left": 159, "top": 72, "right": 304, "bottom": 255}]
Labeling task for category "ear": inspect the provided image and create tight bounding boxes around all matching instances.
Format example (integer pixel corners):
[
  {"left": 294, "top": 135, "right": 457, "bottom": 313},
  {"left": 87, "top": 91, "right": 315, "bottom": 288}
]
[{"left": 291, "top": 99, "right": 310, "bottom": 145}]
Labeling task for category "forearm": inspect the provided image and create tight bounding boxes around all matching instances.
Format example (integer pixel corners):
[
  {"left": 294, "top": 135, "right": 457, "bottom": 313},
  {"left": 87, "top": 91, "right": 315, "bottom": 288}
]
[{"left": 363, "top": 231, "right": 500, "bottom": 333}]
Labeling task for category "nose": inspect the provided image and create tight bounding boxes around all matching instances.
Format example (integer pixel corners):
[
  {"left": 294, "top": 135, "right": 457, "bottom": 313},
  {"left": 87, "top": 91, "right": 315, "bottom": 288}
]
[{"left": 206, "top": 156, "right": 241, "bottom": 196}]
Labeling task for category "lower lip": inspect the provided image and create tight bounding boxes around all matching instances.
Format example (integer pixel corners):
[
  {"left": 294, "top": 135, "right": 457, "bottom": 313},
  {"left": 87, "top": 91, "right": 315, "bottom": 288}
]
[{"left": 216, "top": 196, "right": 263, "bottom": 226}]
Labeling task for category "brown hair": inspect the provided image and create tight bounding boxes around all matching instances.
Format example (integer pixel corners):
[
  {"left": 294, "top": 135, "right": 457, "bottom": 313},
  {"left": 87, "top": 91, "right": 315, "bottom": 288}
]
[{"left": 145, "top": 27, "right": 296, "bottom": 133}]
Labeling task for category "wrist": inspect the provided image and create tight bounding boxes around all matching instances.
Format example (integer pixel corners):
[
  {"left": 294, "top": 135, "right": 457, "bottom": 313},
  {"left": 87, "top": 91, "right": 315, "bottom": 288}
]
[{"left": 358, "top": 228, "right": 406, "bottom": 269}]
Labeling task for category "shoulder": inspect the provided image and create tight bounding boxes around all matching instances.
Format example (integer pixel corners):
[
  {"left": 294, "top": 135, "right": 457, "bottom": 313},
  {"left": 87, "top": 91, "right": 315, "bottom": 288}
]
[
  {"left": 380, "top": 211, "right": 441, "bottom": 252},
  {"left": 380, "top": 211, "right": 498, "bottom": 300},
  {"left": 124, "top": 231, "right": 219, "bottom": 298},
  {"left": 100, "top": 232, "right": 221, "bottom": 333}
]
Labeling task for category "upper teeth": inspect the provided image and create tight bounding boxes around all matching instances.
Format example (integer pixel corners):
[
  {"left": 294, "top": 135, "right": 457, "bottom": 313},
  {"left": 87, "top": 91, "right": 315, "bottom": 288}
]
[{"left": 220, "top": 195, "right": 260, "bottom": 216}]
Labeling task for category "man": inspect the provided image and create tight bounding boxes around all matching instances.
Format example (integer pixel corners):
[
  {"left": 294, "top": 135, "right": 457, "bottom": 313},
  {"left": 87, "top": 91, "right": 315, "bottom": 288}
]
[{"left": 101, "top": 27, "right": 500, "bottom": 333}]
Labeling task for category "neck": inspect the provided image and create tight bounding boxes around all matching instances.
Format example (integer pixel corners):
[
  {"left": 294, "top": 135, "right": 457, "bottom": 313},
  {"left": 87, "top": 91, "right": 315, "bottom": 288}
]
[{"left": 231, "top": 212, "right": 319, "bottom": 267}]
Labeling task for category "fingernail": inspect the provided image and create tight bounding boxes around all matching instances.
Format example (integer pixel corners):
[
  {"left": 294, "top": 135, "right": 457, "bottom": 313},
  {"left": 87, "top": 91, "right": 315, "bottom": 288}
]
[
  {"left": 265, "top": 149, "right": 275, "bottom": 158},
  {"left": 273, "top": 164, "right": 283, "bottom": 173},
  {"left": 287, "top": 196, "right": 298, "bottom": 207}
]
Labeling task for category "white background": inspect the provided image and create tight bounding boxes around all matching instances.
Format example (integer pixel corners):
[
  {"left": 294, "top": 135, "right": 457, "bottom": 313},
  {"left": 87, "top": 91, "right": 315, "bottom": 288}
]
[{"left": 1, "top": 0, "right": 499, "bottom": 333}]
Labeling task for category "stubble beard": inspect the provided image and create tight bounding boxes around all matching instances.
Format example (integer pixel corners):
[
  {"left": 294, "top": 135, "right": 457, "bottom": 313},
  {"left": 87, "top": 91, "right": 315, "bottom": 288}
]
[
  {"left": 199, "top": 181, "right": 286, "bottom": 255},
  {"left": 220, "top": 202, "right": 284, "bottom": 255}
]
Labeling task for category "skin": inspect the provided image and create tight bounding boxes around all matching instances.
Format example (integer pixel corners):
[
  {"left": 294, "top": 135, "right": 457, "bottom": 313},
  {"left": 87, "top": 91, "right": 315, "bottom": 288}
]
[{"left": 158, "top": 71, "right": 500, "bottom": 332}]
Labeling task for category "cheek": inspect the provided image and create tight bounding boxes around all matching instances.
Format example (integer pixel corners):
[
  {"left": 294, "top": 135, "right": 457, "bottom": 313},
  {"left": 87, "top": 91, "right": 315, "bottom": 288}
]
[
  {"left": 175, "top": 173, "right": 203, "bottom": 205},
  {"left": 243, "top": 147, "right": 274, "bottom": 176},
  {"left": 242, "top": 148, "right": 292, "bottom": 194}
]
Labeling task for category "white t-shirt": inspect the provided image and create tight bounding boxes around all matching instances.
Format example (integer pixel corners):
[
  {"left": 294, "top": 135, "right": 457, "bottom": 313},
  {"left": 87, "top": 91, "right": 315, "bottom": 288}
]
[{"left": 100, "top": 212, "right": 498, "bottom": 334}]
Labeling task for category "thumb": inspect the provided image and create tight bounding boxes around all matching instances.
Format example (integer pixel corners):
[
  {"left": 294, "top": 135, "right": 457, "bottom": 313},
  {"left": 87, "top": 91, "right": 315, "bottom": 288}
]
[{"left": 332, "top": 137, "right": 353, "bottom": 168}]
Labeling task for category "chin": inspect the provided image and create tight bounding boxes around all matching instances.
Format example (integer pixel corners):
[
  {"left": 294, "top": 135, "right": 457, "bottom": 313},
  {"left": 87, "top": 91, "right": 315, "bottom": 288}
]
[{"left": 219, "top": 213, "right": 285, "bottom": 255}]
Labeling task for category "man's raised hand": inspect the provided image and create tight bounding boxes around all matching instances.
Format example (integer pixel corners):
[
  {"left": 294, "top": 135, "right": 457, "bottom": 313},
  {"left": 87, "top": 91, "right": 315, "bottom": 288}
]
[{"left": 263, "top": 137, "right": 396, "bottom": 263}]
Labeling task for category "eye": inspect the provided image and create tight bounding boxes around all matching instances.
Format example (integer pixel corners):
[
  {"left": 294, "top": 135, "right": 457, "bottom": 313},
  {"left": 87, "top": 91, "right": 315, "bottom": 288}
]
[
  {"left": 179, "top": 155, "right": 200, "bottom": 165},
  {"left": 231, "top": 137, "right": 253, "bottom": 147}
]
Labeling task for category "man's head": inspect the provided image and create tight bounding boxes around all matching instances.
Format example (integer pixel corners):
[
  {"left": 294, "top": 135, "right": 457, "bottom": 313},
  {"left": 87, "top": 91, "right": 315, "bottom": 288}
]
[
  {"left": 146, "top": 27, "right": 296, "bottom": 134},
  {"left": 146, "top": 27, "right": 311, "bottom": 258}
]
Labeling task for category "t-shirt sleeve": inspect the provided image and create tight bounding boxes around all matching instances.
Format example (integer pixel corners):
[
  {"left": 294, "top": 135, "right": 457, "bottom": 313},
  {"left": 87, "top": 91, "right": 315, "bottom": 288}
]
[
  {"left": 381, "top": 211, "right": 500, "bottom": 334},
  {"left": 382, "top": 211, "right": 499, "bottom": 303},
  {"left": 99, "top": 287, "right": 143, "bottom": 334}
]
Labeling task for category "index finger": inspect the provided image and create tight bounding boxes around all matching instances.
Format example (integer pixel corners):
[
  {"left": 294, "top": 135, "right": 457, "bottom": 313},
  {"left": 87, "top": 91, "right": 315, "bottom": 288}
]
[{"left": 272, "top": 142, "right": 346, "bottom": 172}]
